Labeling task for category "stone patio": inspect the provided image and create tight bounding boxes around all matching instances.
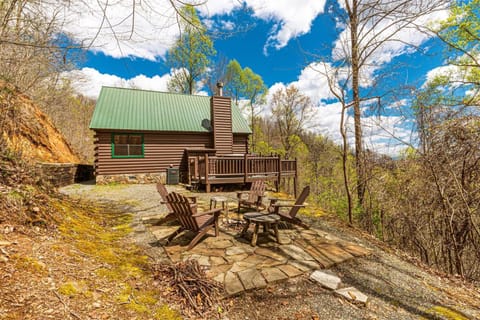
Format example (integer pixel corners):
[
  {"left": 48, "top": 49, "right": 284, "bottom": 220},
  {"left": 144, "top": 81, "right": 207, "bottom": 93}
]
[
  {"left": 149, "top": 220, "right": 371, "bottom": 296},
  {"left": 60, "top": 182, "right": 371, "bottom": 296}
]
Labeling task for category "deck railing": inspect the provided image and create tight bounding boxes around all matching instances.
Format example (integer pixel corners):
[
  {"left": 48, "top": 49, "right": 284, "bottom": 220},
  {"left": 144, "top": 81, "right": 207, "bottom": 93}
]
[
  {"left": 280, "top": 159, "right": 297, "bottom": 177},
  {"left": 188, "top": 153, "right": 297, "bottom": 192}
]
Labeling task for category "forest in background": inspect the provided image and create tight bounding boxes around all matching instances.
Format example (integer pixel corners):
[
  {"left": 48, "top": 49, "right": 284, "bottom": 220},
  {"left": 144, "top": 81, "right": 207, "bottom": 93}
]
[{"left": 0, "top": 0, "right": 478, "bottom": 282}]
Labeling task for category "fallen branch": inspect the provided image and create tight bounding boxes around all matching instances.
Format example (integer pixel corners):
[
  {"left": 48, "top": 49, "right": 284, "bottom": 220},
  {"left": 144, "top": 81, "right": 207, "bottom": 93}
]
[
  {"left": 153, "top": 260, "right": 224, "bottom": 317},
  {"left": 52, "top": 290, "right": 83, "bottom": 320}
]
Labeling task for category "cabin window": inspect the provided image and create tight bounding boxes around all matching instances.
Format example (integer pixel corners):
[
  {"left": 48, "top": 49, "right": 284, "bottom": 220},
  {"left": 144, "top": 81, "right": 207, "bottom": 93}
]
[{"left": 111, "top": 133, "right": 144, "bottom": 158}]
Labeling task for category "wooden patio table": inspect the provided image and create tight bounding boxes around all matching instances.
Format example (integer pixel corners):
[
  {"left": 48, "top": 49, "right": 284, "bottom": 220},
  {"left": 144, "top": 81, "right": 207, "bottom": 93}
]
[
  {"left": 240, "top": 212, "right": 281, "bottom": 246},
  {"left": 209, "top": 196, "right": 229, "bottom": 220}
]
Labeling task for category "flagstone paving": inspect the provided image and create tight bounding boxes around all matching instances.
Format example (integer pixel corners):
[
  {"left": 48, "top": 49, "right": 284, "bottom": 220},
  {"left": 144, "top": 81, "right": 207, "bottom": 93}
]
[{"left": 150, "top": 222, "right": 371, "bottom": 296}]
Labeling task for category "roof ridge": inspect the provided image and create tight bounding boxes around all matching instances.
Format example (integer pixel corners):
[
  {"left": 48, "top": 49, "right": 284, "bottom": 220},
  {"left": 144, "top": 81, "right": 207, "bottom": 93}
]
[{"left": 100, "top": 86, "right": 210, "bottom": 99}]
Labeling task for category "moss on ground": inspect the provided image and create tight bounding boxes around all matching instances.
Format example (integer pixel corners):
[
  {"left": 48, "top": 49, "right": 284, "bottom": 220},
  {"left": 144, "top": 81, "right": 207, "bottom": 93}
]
[
  {"left": 267, "top": 191, "right": 326, "bottom": 217},
  {"left": 426, "top": 306, "right": 470, "bottom": 320},
  {"left": 12, "top": 254, "right": 47, "bottom": 276},
  {"left": 53, "top": 199, "right": 181, "bottom": 319},
  {"left": 57, "top": 281, "right": 91, "bottom": 297}
]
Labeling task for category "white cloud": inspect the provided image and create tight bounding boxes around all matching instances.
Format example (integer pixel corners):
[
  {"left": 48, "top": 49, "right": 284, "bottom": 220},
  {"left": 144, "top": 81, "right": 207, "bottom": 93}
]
[
  {"left": 423, "top": 64, "right": 474, "bottom": 91},
  {"left": 425, "top": 65, "right": 457, "bottom": 84},
  {"left": 264, "top": 62, "right": 414, "bottom": 156},
  {"left": 311, "top": 101, "right": 345, "bottom": 142},
  {"left": 312, "top": 1, "right": 450, "bottom": 154},
  {"left": 265, "top": 63, "right": 338, "bottom": 108},
  {"left": 58, "top": 0, "right": 182, "bottom": 60},
  {"left": 220, "top": 20, "right": 236, "bottom": 31},
  {"left": 56, "top": 0, "right": 327, "bottom": 59},
  {"left": 197, "top": 0, "right": 240, "bottom": 16},
  {"left": 248, "top": 0, "right": 327, "bottom": 52},
  {"left": 199, "top": 0, "right": 328, "bottom": 52},
  {"left": 310, "top": 101, "right": 413, "bottom": 156},
  {"left": 265, "top": 82, "right": 287, "bottom": 106},
  {"left": 63, "top": 67, "right": 171, "bottom": 98},
  {"left": 293, "top": 62, "right": 349, "bottom": 102}
]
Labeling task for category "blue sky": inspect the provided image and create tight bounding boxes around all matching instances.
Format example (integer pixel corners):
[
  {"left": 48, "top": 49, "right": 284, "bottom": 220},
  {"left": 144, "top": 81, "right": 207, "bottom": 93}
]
[
  {"left": 60, "top": 0, "right": 451, "bottom": 155},
  {"left": 78, "top": 8, "right": 338, "bottom": 88}
]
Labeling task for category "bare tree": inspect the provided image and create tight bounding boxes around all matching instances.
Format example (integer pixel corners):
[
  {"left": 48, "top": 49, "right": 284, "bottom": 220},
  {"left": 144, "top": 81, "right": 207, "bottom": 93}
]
[
  {"left": 321, "top": 0, "right": 449, "bottom": 213},
  {"left": 313, "top": 62, "right": 355, "bottom": 224},
  {"left": 0, "top": 1, "right": 74, "bottom": 94},
  {"left": 270, "top": 85, "right": 314, "bottom": 158},
  {"left": 205, "top": 54, "right": 230, "bottom": 95}
]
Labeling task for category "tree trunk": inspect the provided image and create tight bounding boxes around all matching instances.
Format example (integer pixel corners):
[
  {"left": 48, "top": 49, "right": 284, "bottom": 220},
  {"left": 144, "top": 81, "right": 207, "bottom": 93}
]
[
  {"left": 340, "top": 102, "right": 353, "bottom": 225},
  {"left": 348, "top": 0, "right": 366, "bottom": 208},
  {"left": 250, "top": 103, "right": 255, "bottom": 153}
]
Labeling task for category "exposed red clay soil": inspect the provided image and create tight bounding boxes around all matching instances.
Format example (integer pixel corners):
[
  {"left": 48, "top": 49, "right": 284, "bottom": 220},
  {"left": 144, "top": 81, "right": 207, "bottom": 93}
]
[{"left": 0, "top": 80, "right": 79, "bottom": 163}]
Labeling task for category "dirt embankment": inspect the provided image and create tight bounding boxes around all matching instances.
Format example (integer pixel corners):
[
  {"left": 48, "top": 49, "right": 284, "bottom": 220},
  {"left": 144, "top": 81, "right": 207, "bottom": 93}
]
[{"left": 0, "top": 80, "right": 79, "bottom": 164}]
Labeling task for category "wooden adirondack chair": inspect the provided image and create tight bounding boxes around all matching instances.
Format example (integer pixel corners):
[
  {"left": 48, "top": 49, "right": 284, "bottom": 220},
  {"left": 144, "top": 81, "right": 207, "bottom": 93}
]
[
  {"left": 237, "top": 180, "right": 266, "bottom": 214},
  {"left": 156, "top": 183, "right": 197, "bottom": 224},
  {"left": 165, "top": 192, "right": 221, "bottom": 250},
  {"left": 268, "top": 186, "right": 310, "bottom": 229}
]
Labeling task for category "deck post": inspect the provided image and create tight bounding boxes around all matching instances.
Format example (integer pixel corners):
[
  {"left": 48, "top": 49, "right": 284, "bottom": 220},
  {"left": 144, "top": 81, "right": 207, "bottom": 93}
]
[
  {"left": 294, "top": 157, "right": 298, "bottom": 197},
  {"left": 205, "top": 154, "right": 210, "bottom": 193},
  {"left": 244, "top": 153, "right": 248, "bottom": 183},
  {"left": 276, "top": 155, "right": 280, "bottom": 192}
]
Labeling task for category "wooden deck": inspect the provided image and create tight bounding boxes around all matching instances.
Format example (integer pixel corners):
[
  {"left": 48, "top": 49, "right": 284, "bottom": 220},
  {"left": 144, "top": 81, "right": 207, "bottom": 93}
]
[{"left": 188, "top": 154, "right": 297, "bottom": 193}]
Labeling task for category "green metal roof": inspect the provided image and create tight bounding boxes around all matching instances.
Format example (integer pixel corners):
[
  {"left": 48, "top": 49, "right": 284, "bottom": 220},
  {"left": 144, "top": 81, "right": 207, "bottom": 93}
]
[{"left": 89, "top": 86, "right": 251, "bottom": 134}]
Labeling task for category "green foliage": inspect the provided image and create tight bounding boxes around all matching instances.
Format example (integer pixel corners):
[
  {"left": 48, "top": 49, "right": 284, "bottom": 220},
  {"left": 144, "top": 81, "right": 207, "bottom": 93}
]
[
  {"left": 299, "top": 132, "right": 357, "bottom": 219},
  {"left": 224, "top": 59, "right": 244, "bottom": 104},
  {"left": 400, "top": 146, "right": 418, "bottom": 159},
  {"left": 242, "top": 67, "right": 267, "bottom": 106},
  {"left": 224, "top": 59, "right": 267, "bottom": 107},
  {"left": 166, "top": 5, "right": 216, "bottom": 94},
  {"left": 430, "top": 0, "right": 480, "bottom": 105},
  {"left": 254, "top": 141, "right": 275, "bottom": 155},
  {"left": 438, "top": 0, "right": 479, "bottom": 57},
  {"left": 223, "top": 59, "right": 266, "bottom": 151},
  {"left": 253, "top": 119, "right": 283, "bottom": 156}
]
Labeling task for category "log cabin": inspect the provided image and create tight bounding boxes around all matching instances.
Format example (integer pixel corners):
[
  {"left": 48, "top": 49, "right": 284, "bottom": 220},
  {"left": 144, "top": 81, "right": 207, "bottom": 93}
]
[{"left": 90, "top": 84, "right": 297, "bottom": 192}]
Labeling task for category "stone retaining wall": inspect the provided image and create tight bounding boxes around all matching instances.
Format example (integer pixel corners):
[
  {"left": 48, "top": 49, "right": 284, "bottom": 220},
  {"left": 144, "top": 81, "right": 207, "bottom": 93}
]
[
  {"left": 95, "top": 173, "right": 166, "bottom": 185},
  {"left": 37, "top": 163, "right": 94, "bottom": 187}
]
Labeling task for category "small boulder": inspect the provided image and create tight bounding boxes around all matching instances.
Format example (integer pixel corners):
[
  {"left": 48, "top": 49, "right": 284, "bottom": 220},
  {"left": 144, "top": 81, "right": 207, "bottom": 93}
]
[
  {"left": 310, "top": 270, "right": 341, "bottom": 290},
  {"left": 335, "top": 287, "right": 368, "bottom": 305}
]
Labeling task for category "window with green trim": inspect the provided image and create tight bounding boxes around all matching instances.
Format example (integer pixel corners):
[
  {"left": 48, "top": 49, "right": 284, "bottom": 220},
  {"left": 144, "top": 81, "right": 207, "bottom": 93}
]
[{"left": 112, "top": 134, "right": 144, "bottom": 158}]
